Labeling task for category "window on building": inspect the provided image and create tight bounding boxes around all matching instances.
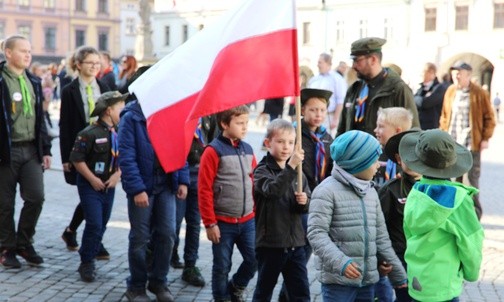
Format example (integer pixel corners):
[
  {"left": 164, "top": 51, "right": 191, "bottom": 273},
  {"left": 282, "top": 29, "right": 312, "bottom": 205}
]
[
  {"left": 164, "top": 26, "right": 170, "bottom": 46},
  {"left": 76, "top": 0, "right": 85, "bottom": 12},
  {"left": 302, "top": 22, "right": 311, "bottom": 45},
  {"left": 18, "top": 0, "right": 29, "bottom": 9},
  {"left": 384, "top": 18, "right": 393, "bottom": 40},
  {"left": 44, "top": 27, "right": 56, "bottom": 50},
  {"left": 359, "top": 20, "right": 367, "bottom": 38},
  {"left": 44, "top": 0, "right": 55, "bottom": 9},
  {"left": 18, "top": 25, "right": 31, "bottom": 41},
  {"left": 494, "top": 3, "right": 504, "bottom": 28},
  {"left": 75, "top": 29, "right": 85, "bottom": 47},
  {"left": 425, "top": 8, "right": 436, "bottom": 31},
  {"left": 182, "top": 24, "right": 189, "bottom": 43},
  {"left": 336, "top": 20, "right": 344, "bottom": 43},
  {"left": 455, "top": 5, "right": 468, "bottom": 30},
  {"left": 126, "top": 18, "right": 135, "bottom": 35},
  {"left": 98, "top": 31, "right": 108, "bottom": 51},
  {"left": 98, "top": 0, "right": 107, "bottom": 13}
]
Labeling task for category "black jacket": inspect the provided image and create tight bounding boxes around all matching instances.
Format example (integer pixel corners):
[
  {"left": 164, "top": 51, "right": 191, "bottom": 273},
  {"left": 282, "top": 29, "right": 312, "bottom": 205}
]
[
  {"left": 253, "top": 153, "right": 311, "bottom": 248},
  {"left": 0, "top": 61, "right": 51, "bottom": 165},
  {"left": 378, "top": 172, "right": 417, "bottom": 257},
  {"left": 414, "top": 77, "right": 448, "bottom": 130},
  {"left": 59, "top": 78, "right": 110, "bottom": 184}
]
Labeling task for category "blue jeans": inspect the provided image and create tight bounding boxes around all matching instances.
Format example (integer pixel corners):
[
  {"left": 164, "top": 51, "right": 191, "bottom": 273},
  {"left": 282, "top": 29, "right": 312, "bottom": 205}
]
[
  {"left": 212, "top": 219, "right": 257, "bottom": 300},
  {"left": 253, "top": 247, "right": 310, "bottom": 302},
  {"left": 174, "top": 170, "right": 201, "bottom": 266},
  {"left": 126, "top": 174, "right": 176, "bottom": 290},
  {"left": 374, "top": 276, "right": 394, "bottom": 302},
  {"left": 321, "top": 283, "right": 375, "bottom": 302},
  {"left": 76, "top": 174, "right": 115, "bottom": 263}
]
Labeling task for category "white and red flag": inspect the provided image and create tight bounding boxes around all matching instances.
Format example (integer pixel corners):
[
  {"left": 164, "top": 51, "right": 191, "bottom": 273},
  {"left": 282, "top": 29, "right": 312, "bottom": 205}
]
[{"left": 130, "top": 0, "right": 299, "bottom": 172}]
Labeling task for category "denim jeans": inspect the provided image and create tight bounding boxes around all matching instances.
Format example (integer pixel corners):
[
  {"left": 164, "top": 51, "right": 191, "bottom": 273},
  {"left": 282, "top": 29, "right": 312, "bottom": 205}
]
[
  {"left": 173, "top": 169, "right": 201, "bottom": 266},
  {"left": 126, "top": 174, "right": 176, "bottom": 290},
  {"left": 374, "top": 276, "right": 394, "bottom": 302},
  {"left": 0, "top": 144, "right": 44, "bottom": 249},
  {"left": 212, "top": 219, "right": 257, "bottom": 300},
  {"left": 253, "top": 247, "right": 310, "bottom": 302},
  {"left": 76, "top": 174, "right": 115, "bottom": 263},
  {"left": 321, "top": 283, "right": 375, "bottom": 302}
]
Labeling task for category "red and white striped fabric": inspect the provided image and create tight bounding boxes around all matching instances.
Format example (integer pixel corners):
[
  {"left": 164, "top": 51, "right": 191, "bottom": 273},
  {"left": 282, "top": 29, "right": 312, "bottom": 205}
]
[{"left": 130, "top": 0, "right": 299, "bottom": 172}]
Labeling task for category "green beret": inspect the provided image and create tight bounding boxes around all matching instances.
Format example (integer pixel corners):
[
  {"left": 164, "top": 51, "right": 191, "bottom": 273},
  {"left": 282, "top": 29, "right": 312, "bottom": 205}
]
[{"left": 350, "top": 37, "right": 386, "bottom": 57}]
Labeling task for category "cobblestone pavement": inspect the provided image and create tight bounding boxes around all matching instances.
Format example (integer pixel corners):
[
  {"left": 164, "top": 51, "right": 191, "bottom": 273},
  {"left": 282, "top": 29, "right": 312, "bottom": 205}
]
[{"left": 0, "top": 112, "right": 503, "bottom": 301}]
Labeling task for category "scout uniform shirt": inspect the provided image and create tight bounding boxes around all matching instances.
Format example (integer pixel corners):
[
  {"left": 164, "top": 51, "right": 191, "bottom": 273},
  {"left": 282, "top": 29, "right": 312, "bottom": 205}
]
[{"left": 69, "top": 120, "right": 119, "bottom": 182}]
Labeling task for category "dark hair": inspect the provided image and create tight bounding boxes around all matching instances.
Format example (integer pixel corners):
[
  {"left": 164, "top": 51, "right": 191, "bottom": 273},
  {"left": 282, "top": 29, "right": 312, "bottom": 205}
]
[
  {"left": 216, "top": 105, "right": 250, "bottom": 131},
  {"left": 69, "top": 46, "right": 100, "bottom": 72}
]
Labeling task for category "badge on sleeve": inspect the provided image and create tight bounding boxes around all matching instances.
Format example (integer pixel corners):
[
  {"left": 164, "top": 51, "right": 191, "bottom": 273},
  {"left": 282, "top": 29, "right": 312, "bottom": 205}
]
[
  {"left": 13, "top": 92, "right": 22, "bottom": 102},
  {"left": 95, "top": 162, "right": 105, "bottom": 174}
]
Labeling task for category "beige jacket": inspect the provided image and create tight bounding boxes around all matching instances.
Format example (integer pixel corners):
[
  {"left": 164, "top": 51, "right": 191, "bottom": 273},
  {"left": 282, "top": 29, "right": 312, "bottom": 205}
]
[{"left": 439, "top": 83, "right": 496, "bottom": 152}]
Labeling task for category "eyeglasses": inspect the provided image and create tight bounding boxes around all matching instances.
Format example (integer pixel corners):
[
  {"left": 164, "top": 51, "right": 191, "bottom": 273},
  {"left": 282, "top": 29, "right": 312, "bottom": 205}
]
[
  {"left": 352, "top": 56, "right": 369, "bottom": 64},
  {"left": 81, "top": 61, "right": 101, "bottom": 67}
]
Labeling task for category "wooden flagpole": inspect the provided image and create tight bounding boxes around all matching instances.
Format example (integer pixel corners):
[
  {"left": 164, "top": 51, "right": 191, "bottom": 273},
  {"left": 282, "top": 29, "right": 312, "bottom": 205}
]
[{"left": 296, "top": 95, "right": 302, "bottom": 193}]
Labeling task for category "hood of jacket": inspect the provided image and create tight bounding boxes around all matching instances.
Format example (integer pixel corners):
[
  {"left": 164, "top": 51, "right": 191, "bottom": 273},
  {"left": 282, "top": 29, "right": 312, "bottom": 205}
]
[
  {"left": 405, "top": 177, "right": 478, "bottom": 235},
  {"left": 331, "top": 164, "right": 375, "bottom": 198},
  {"left": 120, "top": 100, "right": 145, "bottom": 122}
]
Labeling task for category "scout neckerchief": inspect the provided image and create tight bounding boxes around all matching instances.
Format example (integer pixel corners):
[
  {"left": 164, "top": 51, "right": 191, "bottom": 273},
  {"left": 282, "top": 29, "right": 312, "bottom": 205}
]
[
  {"left": 354, "top": 82, "right": 368, "bottom": 122},
  {"left": 384, "top": 159, "right": 397, "bottom": 181},
  {"left": 109, "top": 127, "right": 119, "bottom": 173},
  {"left": 193, "top": 118, "right": 205, "bottom": 147},
  {"left": 86, "top": 84, "right": 95, "bottom": 124},
  {"left": 18, "top": 74, "right": 33, "bottom": 116},
  {"left": 310, "top": 129, "right": 326, "bottom": 183}
]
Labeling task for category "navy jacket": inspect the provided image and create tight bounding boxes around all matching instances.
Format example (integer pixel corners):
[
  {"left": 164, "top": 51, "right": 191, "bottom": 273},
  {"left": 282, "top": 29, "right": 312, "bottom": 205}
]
[
  {"left": 0, "top": 61, "right": 51, "bottom": 165},
  {"left": 118, "top": 100, "right": 189, "bottom": 197}
]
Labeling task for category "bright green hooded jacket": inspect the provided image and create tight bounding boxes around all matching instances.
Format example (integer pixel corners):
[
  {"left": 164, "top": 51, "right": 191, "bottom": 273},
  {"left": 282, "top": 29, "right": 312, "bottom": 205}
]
[{"left": 404, "top": 177, "right": 484, "bottom": 301}]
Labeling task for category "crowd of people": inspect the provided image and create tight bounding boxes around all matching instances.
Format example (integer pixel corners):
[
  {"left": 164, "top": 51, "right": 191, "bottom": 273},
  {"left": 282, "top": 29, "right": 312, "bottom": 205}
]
[{"left": 0, "top": 32, "right": 498, "bottom": 302}]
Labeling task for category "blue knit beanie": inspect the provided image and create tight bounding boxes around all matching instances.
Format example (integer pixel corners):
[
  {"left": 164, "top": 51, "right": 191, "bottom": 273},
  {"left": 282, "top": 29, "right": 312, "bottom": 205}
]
[{"left": 330, "top": 130, "right": 382, "bottom": 174}]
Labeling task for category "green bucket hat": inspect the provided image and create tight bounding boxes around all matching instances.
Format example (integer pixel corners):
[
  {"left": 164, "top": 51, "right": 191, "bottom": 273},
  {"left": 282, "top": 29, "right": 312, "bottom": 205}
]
[
  {"left": 398, "top": 129, "right": 473, "bottom": 178},
  {"left": 90, "top": 91, "right": 129, "bottom": 117}
]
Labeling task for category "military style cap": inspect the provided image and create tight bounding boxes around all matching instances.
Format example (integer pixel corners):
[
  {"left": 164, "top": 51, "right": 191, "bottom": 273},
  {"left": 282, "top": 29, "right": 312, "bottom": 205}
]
[
  {"left": 90, "top": 91, "right": 129, "bottom": 117},
  {"left": 450, "top": 61, "right": 472, "bottom": 71},
  {"left": 350, "top": 37, "right": 386, "bottom": 57},
  {"left": 300, "top": 88, "right": 332, "bottom": 106}
]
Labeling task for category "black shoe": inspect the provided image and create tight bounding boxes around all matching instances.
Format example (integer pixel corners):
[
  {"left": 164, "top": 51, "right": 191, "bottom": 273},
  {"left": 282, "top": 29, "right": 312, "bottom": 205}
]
[
  {"left": 124, "top": 289, "right": 150, "bottom": 302},
  {"left": 0, "top": 249, "right": 22, "bottom": 269},
  {"left": 170, "top": 254, "right": 184, "bottom": 269},
  {"left": 147, "top": 284, "right": 174, "bottom": 302},
  {"left": 62, "top": 227, "right": 79, "bottom": 251},
  {"left": 78, "top": 261, "right": 96, "bottom": 282},
  {"left": 16, "top": 245, "right": 43, "bottom": 266},
  {"left": 182, "top": 266, "right": 206, "bottom": 287},
  {"left": 95, "top": 244, "right": 110, "bottom": 260},
  {"left": 228, "top": 281, "right": 246, "bottom": 302}
]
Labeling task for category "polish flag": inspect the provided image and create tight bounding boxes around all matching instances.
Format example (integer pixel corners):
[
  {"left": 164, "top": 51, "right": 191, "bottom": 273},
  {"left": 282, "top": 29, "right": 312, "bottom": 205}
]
[{"left": 130, "top": 0, "right": 299, "bottom": 172}]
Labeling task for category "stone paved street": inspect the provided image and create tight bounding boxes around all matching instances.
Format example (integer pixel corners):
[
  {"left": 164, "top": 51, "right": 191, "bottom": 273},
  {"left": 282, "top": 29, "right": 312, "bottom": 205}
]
[{"left": 0, "top": 111, "right": 503, "bottom": 302}]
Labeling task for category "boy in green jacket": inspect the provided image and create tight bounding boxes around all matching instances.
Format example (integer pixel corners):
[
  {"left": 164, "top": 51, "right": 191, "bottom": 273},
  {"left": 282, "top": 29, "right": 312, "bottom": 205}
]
[{"left": 399, "top": 129, "right": 484, "bottom": 302}]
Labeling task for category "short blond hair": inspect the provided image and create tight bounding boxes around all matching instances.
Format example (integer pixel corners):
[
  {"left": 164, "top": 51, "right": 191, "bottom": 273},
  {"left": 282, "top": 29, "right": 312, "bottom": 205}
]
[{"left": 377, "top": 107, "right": 413, "bottom": 130}]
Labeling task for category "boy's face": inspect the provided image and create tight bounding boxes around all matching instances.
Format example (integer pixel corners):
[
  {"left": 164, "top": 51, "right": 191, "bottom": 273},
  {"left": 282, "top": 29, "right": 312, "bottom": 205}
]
[
  {"left": 221, "top": 113, "right": 249, "bottom": 140},
  {"left": 301, "top": 98, "right": 327, "bottom": 130},
  {"left": 265, "top": 129, "right": 296, "bottom": 163},
  {"left": 353, "top": 159, "right": 380, "bottom": 181},
  {"left": 106, "top": 101, "right": 125, "bottom": 125},
  {"left": 374, "top": 116, "right": 399, "bottom": 146}
]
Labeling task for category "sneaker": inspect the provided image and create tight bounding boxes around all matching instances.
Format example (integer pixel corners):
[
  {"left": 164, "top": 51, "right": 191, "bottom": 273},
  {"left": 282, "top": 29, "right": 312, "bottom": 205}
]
[
  {"left": 124, "top": 289, "right": 150, "bottom": 302},
  {"left": 61, "top": 227, "right": 78, "bottom": 251},
  {"left": 0, "top": 249, "right": 22, "bottom": 269},
  {"left": 170, "top": 253, "right": 184, "bottom": 269},
  {"left": 182, "top": 266, "right": 206, "bottom": 287},
  {"left": 147, "top": 284, "right": 174, "bottom": 302},
  {"left": 16, "top": 245, "right": 43, "bottom": 266},
  {"left": 228, "top": 281, "right": 246, "bottom": 302},
  {"left": 78, "top": 261, "right": 96, "bottom": 282},
  {"left": 95, "top": 244, "right": 110, "bottom": 260}
]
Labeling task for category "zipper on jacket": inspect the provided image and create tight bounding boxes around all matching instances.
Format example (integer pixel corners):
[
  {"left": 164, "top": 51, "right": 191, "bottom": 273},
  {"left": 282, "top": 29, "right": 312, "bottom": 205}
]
[
  {"left": 360, "top": 197, "right": 369, "bottom": 286},
  {"left": 235, "top": 145, "right": 247, "bottom": 217}
]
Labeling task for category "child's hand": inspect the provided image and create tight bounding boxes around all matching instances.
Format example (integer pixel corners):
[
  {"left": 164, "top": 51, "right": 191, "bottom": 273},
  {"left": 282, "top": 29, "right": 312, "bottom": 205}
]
[
  {"left": 378, "top": 261, "right": 393, "bottom": 276},
  {"left": 395, "top": 281, "right": 408, "bottom": 289},
  {"left": 295, "top": 192, "right": 307, "bottom": 205},
  {"left": 134, "top": 192, "right": 149, "bottom": 208},
  {"left": 90, "top": 176, "right": 106, "bottom": 191},
  {"left": 105, "top": 171, "right": 121, "bottom": 189},
  {"left": 206, "top": 225, "right": 221, "bottom": 244},
  {"left": 344, "top": 262, "right": 361, "bottom": 279},
  {"left": 287, "top": 147, "right": 305, "bottom": 169},
  {"left": 177, "top": 184, "right": 188, "bottom": 200}
]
